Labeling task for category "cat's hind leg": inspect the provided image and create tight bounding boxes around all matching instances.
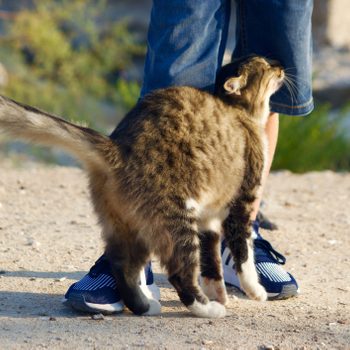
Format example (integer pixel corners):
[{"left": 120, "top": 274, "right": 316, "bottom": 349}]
[
  {"left": 165, "top": 223, "right": 226, "bottom": 318},
  {"left": 105, "top": 233, "right": 161, "bottom": 316},
  {"left": 199, "top": 230, "right": 228, "bottom": 305}
]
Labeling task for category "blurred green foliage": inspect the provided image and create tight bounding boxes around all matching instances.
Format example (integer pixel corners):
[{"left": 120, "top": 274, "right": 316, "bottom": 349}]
[
  {"left": 0, "top": 0, "right": 349, "bottom": 171},
  {"left": 0, "top": 0, "right": 142, "bottom": 131},
  {"left": 273, "top": 104, "right": 350, "bottom": 172}
]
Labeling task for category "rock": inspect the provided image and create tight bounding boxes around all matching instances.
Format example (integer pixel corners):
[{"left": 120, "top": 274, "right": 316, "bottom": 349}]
[
  {"left": 259, "top": 345, "right": 278, "bottom": 350},
  {"left": 202, "top": 340, "right": 214, "bottom": 346},
  {"left": 39, "top": 316, "right": 50, "bottom": 321},
  {"left": 26, "top": 238, "right": 41, "bottom": 248},
  {"left": 337, "top": 319, "right": 348, "bottom": 325},
  {"left": 91, "top": 313, "right": 104, "bottom": 321},
  {"left": 54, "top": 277, "right": 66, "bottom": 282}
]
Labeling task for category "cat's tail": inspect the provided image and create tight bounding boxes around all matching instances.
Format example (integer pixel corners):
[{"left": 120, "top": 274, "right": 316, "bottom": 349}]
[{"left": 0, "top": 95, "right": 114, "bottom": 169}]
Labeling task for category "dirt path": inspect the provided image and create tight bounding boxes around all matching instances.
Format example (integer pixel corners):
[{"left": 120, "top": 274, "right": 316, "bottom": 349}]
[{"left": 0, "top": 162, "right": 349, "bottom": 349}]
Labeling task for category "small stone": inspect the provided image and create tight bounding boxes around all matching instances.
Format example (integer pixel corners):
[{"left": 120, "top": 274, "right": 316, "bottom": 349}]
[
  {"left": 202, "top": 340, "right": 214, "bottom": 346},
  {"left": 39, "top": 316, "right": 50, "bottom": 321},
  {"left": 49, "top": 317, "right": 57, "bottom": 321},
  {"left": 337, "top": 319, "right": 348, "bottom": 325},
  {"left": 26, "top": 238, "right": 41, "bottom": 248},
  {"left": 259, "top": 345, "right": 275, "bottom": 350},
  {"left": 54, "top": 277, "right": 66, "bottom": 282},
  {"left": 328, "top": 322, "right": 337, "bottom": 326},
  {"left": 328, "top": 239, "right": 338, "bottom": 245},
  {"left": 29, "top": 277, "right": 36, "bottom": 281},
  {"left": 91, "top": 313, "right": 104, "bottom": 320}
]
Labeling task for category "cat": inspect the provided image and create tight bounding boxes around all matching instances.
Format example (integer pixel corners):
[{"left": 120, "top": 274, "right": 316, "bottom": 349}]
[{"left": 0, "top": 56, "right": 284, "bottom": 318}]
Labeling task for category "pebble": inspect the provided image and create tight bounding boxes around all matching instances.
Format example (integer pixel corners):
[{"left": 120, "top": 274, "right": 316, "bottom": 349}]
[
  {"left": 54, "top": 277, "right": 67, "bottom": 282},
  {"left": 259, "top": 345, "right": 277, "bottom": 350},
  {"left": 91, "top": 313, "right": 104, "bottom": 320},
  {"left": 202, "top": 340, "right": 214, "bottom": 346},
  {"left": 26, "top": 238, "right": 41, "bottom": 248},
  {"left": 337, "top": 319, "right": 348, "bottom": 325},
  {"left": 39, "top": 316, "right": 50, "bottom": 321},
  {"left": 328, "top": 240, "right": 338, "bottom": 245}
]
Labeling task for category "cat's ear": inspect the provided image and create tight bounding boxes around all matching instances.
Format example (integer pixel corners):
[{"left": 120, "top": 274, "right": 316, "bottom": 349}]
[{"left": 223, "top": 76, "right": 247, "bottom": 95}]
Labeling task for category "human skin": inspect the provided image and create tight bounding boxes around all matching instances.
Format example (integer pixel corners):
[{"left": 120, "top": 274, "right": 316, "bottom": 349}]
[{"left": 251, "top": 112, "right": 279, "bottom": 220}]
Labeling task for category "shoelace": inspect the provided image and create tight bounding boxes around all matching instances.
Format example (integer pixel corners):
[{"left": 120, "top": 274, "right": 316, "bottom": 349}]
[
  {"left": 89, "top": 255, "right": 110, "bottom": 277},
  {"left": 254, "top": 236, "right": 286, "bottom": 265}
]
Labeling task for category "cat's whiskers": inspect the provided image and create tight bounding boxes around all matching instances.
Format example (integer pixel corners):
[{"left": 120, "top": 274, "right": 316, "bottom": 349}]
[
  {"left": 282, "top": 77, "right": 297, "bottom": 106},
  {"left": 283, "top": 69, "right": 311, "bottom": 87},
  {"left": 282, "top": 73, "right": 308, "bottom": 106}
]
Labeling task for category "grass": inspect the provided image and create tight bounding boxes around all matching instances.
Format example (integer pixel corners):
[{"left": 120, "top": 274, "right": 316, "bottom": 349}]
[{"left": 273, "top": 103, "right": 350, "bottom": 172}]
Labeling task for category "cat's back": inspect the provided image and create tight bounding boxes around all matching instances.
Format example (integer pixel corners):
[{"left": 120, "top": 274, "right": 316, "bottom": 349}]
[
  {"left": 109, "top": 86, "right": 249, "bottom": 208},
  {"left": 111, "top": 86, "right": 244, "bottom": 148}
]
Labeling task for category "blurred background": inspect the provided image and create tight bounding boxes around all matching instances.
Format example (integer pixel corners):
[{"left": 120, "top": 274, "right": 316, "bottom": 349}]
[{"left": 0, "top": 0, "right": 349, "bottom": 171}]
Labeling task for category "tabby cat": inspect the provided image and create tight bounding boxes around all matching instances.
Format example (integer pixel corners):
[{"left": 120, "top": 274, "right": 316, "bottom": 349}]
[{"left": 0, "top": 56, "right": 284, "bottom": 318}]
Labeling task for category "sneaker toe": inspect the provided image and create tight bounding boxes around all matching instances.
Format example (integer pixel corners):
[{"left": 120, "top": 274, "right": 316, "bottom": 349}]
[
  {"left": 64, "top": 275, "right": 124, "bottom": 314},
  {"left": 256, "top": 263, "right": 299, "bottom": 300}
]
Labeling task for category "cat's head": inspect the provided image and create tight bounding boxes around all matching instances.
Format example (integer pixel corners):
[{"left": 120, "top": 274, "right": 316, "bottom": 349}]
[{"left": 215, "top": 55, "right": 284, "bottom": 121}]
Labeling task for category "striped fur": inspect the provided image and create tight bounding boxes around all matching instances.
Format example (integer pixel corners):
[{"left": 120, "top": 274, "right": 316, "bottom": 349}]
[{"left": 0, "top": 56, "right": 284, "bottom": 317}]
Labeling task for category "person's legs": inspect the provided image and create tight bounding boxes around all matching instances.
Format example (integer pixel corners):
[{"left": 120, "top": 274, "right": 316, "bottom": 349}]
[
  {"left": 65, "top": 0, "right": 314, "bottom": 312},
  {"left": 233, "top": 0, "right": 314, "bottom": 116},
  {"left": 64, "top": 0, "right": 231, "bottom": 314},
  {"left": 141, "top": 0, "right": 230, "bottom": 96},
  {"left": 223, "top": 0, "right": 313, "bottom": 299}
]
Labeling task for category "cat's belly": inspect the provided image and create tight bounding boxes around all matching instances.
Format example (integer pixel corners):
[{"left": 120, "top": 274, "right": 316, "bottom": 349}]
[{"left": 185, "top": 187, "right": 237, "bottom": 234}]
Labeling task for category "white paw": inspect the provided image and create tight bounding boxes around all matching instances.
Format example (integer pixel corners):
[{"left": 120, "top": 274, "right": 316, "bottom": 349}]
[
  {"left": 200, "top": 277, "right": 228, "bottom": 305},
  {"left": 207, "top": 301, "right": 226, "bottom": 318},
  {"left": 243, "top": 282, "right": 267, "bottom": 301},
  {"left": 141, "top": 299, "right": 161, "bottom": 316},
  {"left": 188, "top": 300, "right": 226, "bottom": 318}
]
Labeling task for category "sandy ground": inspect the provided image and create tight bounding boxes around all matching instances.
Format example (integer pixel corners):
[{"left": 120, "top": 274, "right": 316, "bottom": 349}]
[{"left": 0, "top": 162, "right": 349, "bottom": 350}]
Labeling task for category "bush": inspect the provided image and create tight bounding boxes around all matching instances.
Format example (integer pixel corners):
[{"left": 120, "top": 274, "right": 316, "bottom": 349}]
[
  {"left": 273, "top": 103, "right": 350, "bottom": 172},
  {"left": 1, "top": 1, "right": 349, "bottom": 171},
  {"left": 0, "top": 0, "right": 143, "bottom": 130}
]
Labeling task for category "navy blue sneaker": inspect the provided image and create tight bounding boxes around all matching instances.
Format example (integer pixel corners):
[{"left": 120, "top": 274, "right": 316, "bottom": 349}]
[
  {"left": 63, "top": 256, "right": 160, "bottom": 314},
  {"left": 222, "top": 221, "right": 299, "bottom": 300}
]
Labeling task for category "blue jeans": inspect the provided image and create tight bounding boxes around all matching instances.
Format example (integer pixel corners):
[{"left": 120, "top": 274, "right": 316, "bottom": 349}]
[{"left": 141, "top": 0, "right": 314, "bottom": 116}]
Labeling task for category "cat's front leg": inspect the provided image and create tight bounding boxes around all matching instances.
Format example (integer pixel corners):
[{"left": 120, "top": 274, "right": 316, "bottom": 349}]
[
  {"left": 223, "top": 201, "right": 267, "bottom": 302},
  {"left": 236, "top": 236, "right": 267, "bottom": 301}
]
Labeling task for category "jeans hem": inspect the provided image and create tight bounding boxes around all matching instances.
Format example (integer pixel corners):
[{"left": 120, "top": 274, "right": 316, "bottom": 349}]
[{"left": 270, "top": 98, "right": 314, "bottom": 116}]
